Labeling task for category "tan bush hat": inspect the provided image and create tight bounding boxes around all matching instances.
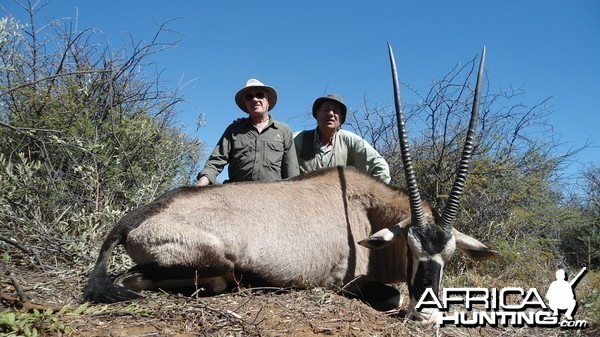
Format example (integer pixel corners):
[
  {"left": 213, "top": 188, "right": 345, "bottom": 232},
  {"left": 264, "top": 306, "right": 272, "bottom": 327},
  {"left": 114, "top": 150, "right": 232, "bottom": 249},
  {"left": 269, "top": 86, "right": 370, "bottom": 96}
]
[{"left": 234, "top": 79, "right": 278, "bottom": 113}]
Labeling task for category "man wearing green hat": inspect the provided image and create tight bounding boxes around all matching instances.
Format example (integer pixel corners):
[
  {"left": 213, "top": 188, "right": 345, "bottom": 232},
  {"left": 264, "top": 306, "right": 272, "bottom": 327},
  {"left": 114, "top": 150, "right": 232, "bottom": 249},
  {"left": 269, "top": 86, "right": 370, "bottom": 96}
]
[{"left": 294, "top": 94, "right": 390, "bottom": 183}]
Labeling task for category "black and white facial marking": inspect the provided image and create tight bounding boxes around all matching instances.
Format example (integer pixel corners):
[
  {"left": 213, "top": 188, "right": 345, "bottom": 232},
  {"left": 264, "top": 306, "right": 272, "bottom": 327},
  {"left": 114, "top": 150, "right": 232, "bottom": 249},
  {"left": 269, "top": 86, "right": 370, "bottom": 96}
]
[{"left": 406, "top": 223, "right": 456, "bottom": 306}]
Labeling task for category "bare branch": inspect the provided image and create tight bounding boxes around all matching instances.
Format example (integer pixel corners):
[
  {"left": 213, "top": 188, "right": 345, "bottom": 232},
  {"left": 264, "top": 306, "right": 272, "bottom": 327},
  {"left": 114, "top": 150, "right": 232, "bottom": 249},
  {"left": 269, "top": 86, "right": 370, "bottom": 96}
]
[{"left": 0, "top": 69, "right": 112, "bottom": 98}]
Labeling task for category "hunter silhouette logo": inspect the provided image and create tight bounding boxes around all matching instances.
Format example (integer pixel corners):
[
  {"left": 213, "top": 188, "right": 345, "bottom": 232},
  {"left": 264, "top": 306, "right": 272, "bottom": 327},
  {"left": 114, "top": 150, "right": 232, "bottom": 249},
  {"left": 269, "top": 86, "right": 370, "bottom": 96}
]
[
  {"left": 546, "top": 267, "right": 587, "bottom": 321},
  {"left": 415, "top": 266, "right": 589, "bottom": 329}
]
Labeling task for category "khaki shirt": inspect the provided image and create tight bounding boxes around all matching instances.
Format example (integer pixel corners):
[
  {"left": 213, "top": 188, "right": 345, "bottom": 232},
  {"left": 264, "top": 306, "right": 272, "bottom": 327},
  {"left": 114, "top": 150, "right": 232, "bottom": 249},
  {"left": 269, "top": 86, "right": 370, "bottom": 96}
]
[
  {"left": 199, "top": 117, "right": 299, "bottom": 183},
  {"left": 294, "top": 129, "right": 391, "bottom": 183}
]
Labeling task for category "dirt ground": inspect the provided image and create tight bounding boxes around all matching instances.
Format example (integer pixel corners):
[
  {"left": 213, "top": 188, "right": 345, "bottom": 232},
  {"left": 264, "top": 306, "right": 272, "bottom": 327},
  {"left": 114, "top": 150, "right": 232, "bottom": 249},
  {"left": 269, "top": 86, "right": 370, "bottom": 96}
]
[{"left": 1, "top": 249, "right": 597, "bottom": 336}]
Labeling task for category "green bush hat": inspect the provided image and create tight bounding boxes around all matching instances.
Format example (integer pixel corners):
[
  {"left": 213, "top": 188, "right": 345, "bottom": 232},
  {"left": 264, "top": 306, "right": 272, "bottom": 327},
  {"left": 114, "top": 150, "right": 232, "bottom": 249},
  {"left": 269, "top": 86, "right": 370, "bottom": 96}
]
[
  {"left": 312, "top": 94, "right": 348, "bottom": 124},
  {"left": 234, "top": 79, "right": 278, "bottom": 113}
]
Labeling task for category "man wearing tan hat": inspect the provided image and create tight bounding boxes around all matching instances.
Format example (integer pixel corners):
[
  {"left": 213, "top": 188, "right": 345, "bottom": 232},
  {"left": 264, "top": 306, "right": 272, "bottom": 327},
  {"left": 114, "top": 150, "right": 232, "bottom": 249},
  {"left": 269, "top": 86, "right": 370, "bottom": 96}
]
[
  {"left": 196, "top": 79, "right": 299, "bottom": 186},
  {"left": 294, "top": 94, "right": 390, "bottom": 183}
]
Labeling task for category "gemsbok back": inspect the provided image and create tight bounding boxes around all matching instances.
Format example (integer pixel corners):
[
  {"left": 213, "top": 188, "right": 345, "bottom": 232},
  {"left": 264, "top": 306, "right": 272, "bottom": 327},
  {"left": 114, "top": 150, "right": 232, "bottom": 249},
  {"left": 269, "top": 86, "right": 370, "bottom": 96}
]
[{"left": 83, "top": 44, "right": 499, "bottom": 324}]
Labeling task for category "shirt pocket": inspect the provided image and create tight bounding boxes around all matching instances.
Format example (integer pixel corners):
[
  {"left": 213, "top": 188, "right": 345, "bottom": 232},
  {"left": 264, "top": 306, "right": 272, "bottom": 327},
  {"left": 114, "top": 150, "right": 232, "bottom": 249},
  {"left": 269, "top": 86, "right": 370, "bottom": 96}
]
[
  {"left": 231, "top": 139, "right": 256, "bottom": 166},
  {"left": 265, "top": 140, "right": 284, "bottom": 169}
]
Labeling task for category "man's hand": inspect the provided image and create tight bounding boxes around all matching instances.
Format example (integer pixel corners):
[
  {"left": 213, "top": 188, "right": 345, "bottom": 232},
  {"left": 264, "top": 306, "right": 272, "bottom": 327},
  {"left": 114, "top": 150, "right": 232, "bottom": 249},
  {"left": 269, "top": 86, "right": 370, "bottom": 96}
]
[{"left": 196, "top": 176, "right": 210, "bottom": 187}]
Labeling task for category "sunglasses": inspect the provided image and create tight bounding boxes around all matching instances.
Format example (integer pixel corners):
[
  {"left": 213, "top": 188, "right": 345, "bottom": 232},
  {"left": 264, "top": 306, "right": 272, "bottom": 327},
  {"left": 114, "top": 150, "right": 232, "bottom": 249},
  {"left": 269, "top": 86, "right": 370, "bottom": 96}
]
[{"left": 244, "top": 92, "right": 266, "bottom": 101}]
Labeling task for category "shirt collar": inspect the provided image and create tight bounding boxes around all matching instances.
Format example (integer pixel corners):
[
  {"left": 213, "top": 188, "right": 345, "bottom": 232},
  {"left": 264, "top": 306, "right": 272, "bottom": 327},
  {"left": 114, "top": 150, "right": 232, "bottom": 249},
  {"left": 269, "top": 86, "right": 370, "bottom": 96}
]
[
  {"left": 314, "top": 127, "right": 340, "bottom": 145},
  {"left": 242, "top": 115, "right": 279, "bottom": 129}
]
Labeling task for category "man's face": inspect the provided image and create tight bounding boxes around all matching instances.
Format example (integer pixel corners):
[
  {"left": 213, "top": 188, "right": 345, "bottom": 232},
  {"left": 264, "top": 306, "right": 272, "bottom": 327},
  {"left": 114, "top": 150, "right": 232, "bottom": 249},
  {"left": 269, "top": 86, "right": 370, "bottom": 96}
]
[
  {"left": 316, "top": 101, "right": 342, "bottom": 131},
  {"left": 244, "top": 90, "right": 269, "bottom": 116}
]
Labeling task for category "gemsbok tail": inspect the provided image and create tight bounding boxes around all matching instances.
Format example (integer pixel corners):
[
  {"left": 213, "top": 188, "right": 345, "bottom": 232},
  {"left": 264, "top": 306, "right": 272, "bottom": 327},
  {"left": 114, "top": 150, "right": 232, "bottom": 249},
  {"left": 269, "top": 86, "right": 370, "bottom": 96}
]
[{"left": 83, "top": 226, "right": 141, "bottom": 303}]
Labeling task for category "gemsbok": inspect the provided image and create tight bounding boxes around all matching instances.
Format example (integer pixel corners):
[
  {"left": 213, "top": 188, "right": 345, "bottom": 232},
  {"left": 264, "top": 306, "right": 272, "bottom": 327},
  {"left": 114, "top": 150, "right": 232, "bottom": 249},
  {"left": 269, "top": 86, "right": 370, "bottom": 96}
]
[{"left": 83, "top": 44, "right": 499, "bottom": 324}]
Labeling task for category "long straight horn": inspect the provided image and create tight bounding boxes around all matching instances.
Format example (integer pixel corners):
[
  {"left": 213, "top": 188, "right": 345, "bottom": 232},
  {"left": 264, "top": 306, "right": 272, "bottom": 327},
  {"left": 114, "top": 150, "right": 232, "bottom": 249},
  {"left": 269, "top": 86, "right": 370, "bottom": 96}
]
[
  {"left": 388, "top": 43, "right": 425, "bottom": 227},
  {"left": 440, "top": 46, "right": 486, "bottom": 230}
]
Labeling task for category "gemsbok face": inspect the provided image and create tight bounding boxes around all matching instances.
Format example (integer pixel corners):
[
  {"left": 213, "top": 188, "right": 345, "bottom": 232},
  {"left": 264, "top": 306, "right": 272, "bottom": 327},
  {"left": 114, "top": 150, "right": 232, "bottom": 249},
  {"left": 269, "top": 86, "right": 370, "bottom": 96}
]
[{"left": 359, "top": 44, "right": 494, "bottom": 322}]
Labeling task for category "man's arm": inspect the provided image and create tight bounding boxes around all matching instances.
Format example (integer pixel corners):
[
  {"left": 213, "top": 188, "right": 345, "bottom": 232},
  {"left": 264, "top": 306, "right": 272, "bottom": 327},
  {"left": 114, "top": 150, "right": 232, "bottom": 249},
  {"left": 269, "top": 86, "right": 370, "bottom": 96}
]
[
  {"left": 282, "top": 127, "right": 300, "bottom": 179},
  {"left": 196, "top": 126, "right": 233, "bottom": 185},
  {"left": 346, "top": 131, "right": 391, "bottom": 183}
]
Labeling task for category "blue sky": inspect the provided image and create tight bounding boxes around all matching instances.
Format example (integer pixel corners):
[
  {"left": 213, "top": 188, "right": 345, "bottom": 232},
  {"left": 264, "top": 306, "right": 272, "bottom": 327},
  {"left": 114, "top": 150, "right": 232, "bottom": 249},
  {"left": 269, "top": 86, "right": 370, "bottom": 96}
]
[{"left": 3, "top": 0, "right": 599, "bottom": 184}]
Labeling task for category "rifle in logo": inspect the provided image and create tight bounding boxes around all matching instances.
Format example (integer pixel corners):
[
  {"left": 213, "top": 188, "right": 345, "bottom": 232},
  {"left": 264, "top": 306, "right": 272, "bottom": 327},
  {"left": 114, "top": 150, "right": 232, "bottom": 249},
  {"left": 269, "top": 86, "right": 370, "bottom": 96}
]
[{"left": 546, "top": 267, "right": 587, "bottom": 320}]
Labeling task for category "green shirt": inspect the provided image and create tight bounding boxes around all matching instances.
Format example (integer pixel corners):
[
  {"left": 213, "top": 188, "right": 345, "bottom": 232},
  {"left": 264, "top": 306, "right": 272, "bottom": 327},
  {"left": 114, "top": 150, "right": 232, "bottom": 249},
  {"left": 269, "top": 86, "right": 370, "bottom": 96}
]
[
  {"left": 294, "top": 128, "right": 391, "bottom": 184},
  {"left": 199, "top": 117, "right": 299, "bottom": 183}
]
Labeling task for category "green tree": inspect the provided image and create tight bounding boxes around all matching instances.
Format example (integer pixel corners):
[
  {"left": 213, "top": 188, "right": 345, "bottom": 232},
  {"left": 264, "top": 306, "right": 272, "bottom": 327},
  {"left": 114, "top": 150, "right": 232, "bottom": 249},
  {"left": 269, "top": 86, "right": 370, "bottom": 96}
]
[
  {"left": 0, "top": 2, "right": 203, "bottom": 261},
  {"left": 558, "top": 165, "right": 600, "bottom": 269}
]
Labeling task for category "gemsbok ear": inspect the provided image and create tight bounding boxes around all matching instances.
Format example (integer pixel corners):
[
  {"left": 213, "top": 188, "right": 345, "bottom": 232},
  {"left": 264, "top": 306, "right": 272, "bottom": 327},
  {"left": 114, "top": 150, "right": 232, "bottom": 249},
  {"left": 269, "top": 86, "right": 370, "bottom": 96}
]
[
  {"left": 359, "top": 218, "right": 411, "bottom": 249},
  {"left": 452, "top": 228, "right": 500, "bottom": 261}
]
